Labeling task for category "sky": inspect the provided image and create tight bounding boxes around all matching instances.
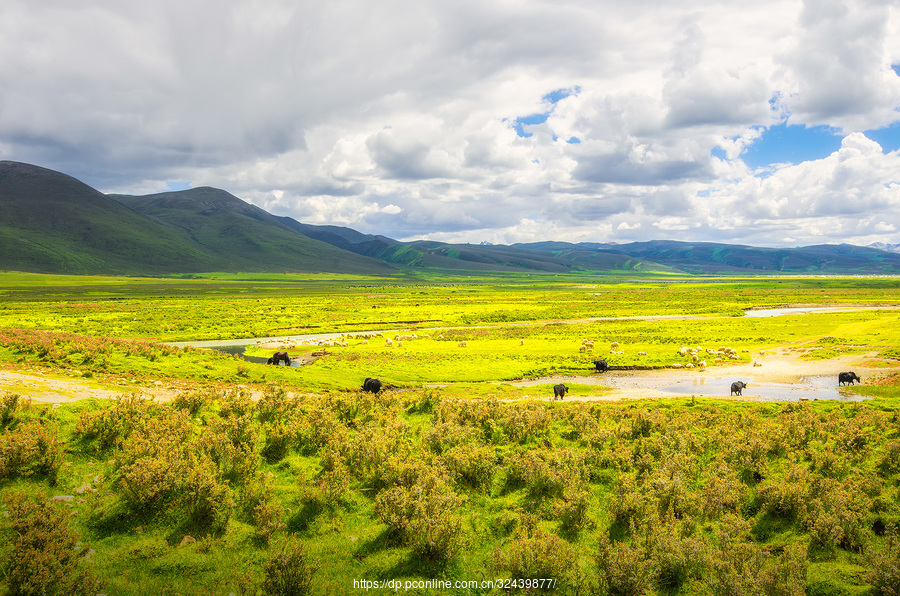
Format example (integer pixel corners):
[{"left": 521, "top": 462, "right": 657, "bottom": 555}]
[{"left": 2, "top": 0, "right": 900, "bottom": 248}]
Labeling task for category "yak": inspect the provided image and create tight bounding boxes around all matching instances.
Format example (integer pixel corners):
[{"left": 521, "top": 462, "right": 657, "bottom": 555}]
[
  {"left": 593, "top": 359, "right": 609, "bottom": 373},
  {"left": 362, "top": 377, "right": 383, "bottom": 393},
  {"left": 838, "top": 372, "right": 861, "bottom": 386},
  {"left": 553, "top": 384, "right": 569, "bottom": 400},
  {"left": 267, "top": 351, "right": 291, "bottom": 366},
  {"left": 730, "top": 381, "right": 747, "bottom": 396}
]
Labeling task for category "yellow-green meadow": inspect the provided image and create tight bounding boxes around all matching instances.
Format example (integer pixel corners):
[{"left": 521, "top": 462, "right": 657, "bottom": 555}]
[{"left": 1, "top": 271, "right": 900, "bottom": 595}]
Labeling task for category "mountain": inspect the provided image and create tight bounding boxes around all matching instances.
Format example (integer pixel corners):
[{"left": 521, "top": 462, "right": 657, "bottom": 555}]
[
  {"left": 0, "top": 161, "right": 393, "bottom": 275},
  {"left": 870, "top": 242, "right": 900, "bottom": 254},
  {"left": 285, "top": 222, "right": 670, "bottom": 273},
  {"left": 111, "top": 188, "right": 394, "bottom": 275},
  {"left": 569, "top": 241, "right": 900, "bottom": 274},
  {"left": 4, "top": 160, "right": 900, "bottom": 276},
  {"left": 0, "top": 161, "right": 212, "bottom": 274}
]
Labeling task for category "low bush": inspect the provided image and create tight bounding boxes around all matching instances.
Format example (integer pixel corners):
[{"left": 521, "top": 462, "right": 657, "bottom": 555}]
[
  {"left": 867, "top": 527, "right": 900, "bottom": 595},
  {"left": 374, "top": 468, "right": 463, "bottom": 560},
  {"left": 0, "top": 418, "right": 63, "bottom": 483},
  {"left": 500, "top": 522, "right": 575, "bottom": 591},
  {"left": 2, "top": 491, "right": 98, "bottom": 596},
  {"left": 260, "top": 535, "right": 320, "bottom": 596}
]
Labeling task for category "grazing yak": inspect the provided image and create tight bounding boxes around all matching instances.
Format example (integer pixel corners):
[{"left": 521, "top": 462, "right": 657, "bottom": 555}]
[
  {"left": 593, "top": 359, "right": 609, "bottom": 373},
  {"left": 730, "top": 381, "right": 747, "bottom": 396},
  {"left": 553, "top": 384, "right": 568, "bottom": 400},
  {"left": 267, "top": 351, "right": 292, "bottom": 366},
  {"left": 362, "top": 377, "right": 383, "bottom": 393},
  {"left": 838, "top": 372, "right": 861, "bottom": 386}
]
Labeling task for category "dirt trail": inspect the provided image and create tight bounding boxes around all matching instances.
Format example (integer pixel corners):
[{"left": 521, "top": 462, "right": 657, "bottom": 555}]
[{"left": 0, "top": 369, "right": 183, "bottom": 404}]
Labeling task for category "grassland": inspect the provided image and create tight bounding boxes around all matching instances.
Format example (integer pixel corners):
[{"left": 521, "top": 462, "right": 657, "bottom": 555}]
[{"left": 1, "top": 271, "right": 900, "bottom": 595}]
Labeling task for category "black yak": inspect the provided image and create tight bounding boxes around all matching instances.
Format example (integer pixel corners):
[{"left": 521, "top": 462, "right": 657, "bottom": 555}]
[
  {"left": 362, "top": 377, "right": 383, "bottom": 393},
  {"left": 553, "top": 384, "right": 568, "bottom": 400},
  {"left": 838, "top": 372, "right": 861, "bottom": 386},
  {"left": 730, "top": 381, "right": 747, "bottom": 396},
  {"left": 267, "top": 351, "right": 291, "bottom": 365}
]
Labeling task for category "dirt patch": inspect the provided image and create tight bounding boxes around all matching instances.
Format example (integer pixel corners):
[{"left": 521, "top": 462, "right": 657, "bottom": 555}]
[{"left": 0, "top": 368, "right": 186, "bottom": 404}]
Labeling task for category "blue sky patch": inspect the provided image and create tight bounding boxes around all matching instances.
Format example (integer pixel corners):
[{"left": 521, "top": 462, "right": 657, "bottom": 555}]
[
  {"left": 543, "top": 87, "right": 580, "bottom": 104},
  {"left": 513, "top": 87, "right": 581, "bottom": 137},
  {"left": 514, "top": 113, "right": 548, "bottom": 137},
  {"left": 864, "top": 123, "right": 900, "bottom": 153},
  {"left": 711, "top": 147, "right": 727, "bottom": 160},
  {"left": 166, "top": 180, "right": 192, "bottom": 191},
  {"left": 742, "top": 123, "right": 842, "bottom": 169}
]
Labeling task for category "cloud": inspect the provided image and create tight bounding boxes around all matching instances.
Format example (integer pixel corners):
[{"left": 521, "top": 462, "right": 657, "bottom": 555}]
[{"left": 1, "top": 0, "right": 900, "bottom": 248}]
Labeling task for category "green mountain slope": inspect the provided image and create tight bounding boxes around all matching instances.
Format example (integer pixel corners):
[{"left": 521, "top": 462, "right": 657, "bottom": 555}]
[
  {"left": 111, "top": 188, "right": 394, "bottom": 275},
  {"left": 0, "top": 161, "right": 213, "bottom": 274},
  {"left": 0, "top": 161, "right": 393, "bottom": 275}
]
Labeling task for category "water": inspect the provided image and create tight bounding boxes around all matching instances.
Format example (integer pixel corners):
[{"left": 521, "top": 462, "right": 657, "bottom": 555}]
[
  {"left": 510, "top": 373, "right": 866, "bottom": 402},
  {"left": 213, "top": 345, "right": 301, "bottom": 367},
  {"left": 649, "top": 375, "right": 863, "bottom": 401}
]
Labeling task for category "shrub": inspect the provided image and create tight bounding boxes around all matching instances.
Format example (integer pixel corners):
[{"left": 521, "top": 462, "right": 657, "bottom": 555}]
[
  {"left": 708, "top": 516, "right": 807, "bottom": 596},
  {"left": 803, "top": 478, "right": 870, "bottom": 554},
  {"left": 260, "top": 535, "right": 320, "bottom": 596},
  {"left": 2, "top": 491, "right": 97, "bottom": 596},
  {"left": 649, "top": 519, "right": 705, "bottom": 589},
  {"left": 500, "top": 524, "right": 575, "bottom": 590},
  {"left": 115, "top": 409, "right": 235, "bottom": 530},
  {"left": 441, "top": 442, "right": 496, "bottom": 490},
  {"left": 1, "top": 392, "right": 23, "bottom": 427},
  {"left": 375, "top": 469, "right": 463, "bottom": 560},
  {"left": 256, "top": 384, "right": 298, "bottom": 424},
  {"left": 867, "top": 527, "right": 900, "bottom": 595},
  {"left": 217, "top": 387, "right": 254, "bottom": 419},
  {"left": 72, "top": 393, "right": 156, "bottom": 452},
  {"left": 172, "top": 387, "right": 218, "bottom": 416},
  {"left": 700, "top": 462, "right": 743, "bottom": 519},
  {"left": 0, "top": 419, "right": 63, "bottom": 483},
  {"left": 756, "top": 464, "right": 810, "bottom": 520},
  {"left": 555, "top": 485, "right": 591, "bottom": 533},
  {"left": 315, "top": 461, "right": 352, "bottom": 507},
  {"left": 596, "top": 533, "right": 655, "bottom": 596}
]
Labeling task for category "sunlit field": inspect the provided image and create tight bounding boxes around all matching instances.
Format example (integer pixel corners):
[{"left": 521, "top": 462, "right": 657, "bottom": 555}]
[{"left": 2, "top": 271, "right": 900, "bottom": 595}]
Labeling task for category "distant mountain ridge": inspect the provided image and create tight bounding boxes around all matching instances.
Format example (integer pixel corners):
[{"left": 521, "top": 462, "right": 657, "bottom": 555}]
[
  {"left": 870, "top": 242, "right": 900, "bottom": 254},
  {"left": 2, "top": 160, "right": 900, "bottom": 275}
]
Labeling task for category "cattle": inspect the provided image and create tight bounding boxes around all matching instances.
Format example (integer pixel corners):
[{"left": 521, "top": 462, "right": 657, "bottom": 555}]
[
  {"left": 362, "top": 377, "right": 383, "bottom": 393},
  {"left": 458, "top": 341, "right": 468, "bottom": 347},
  {"left": 553, "top": 384, "right": 568, "bottom": 400},
  {"left": 838, "top": 372, "right": 861, "bottom": 386},
  {"left": 730, "top": 381, "right": 747, "bottom": 396},
  {"left": 593, "top": 359, "right": 609, "bottom": 373},
  {"left": 266, "top": 351, "right": 291, "bottom": 366}
]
